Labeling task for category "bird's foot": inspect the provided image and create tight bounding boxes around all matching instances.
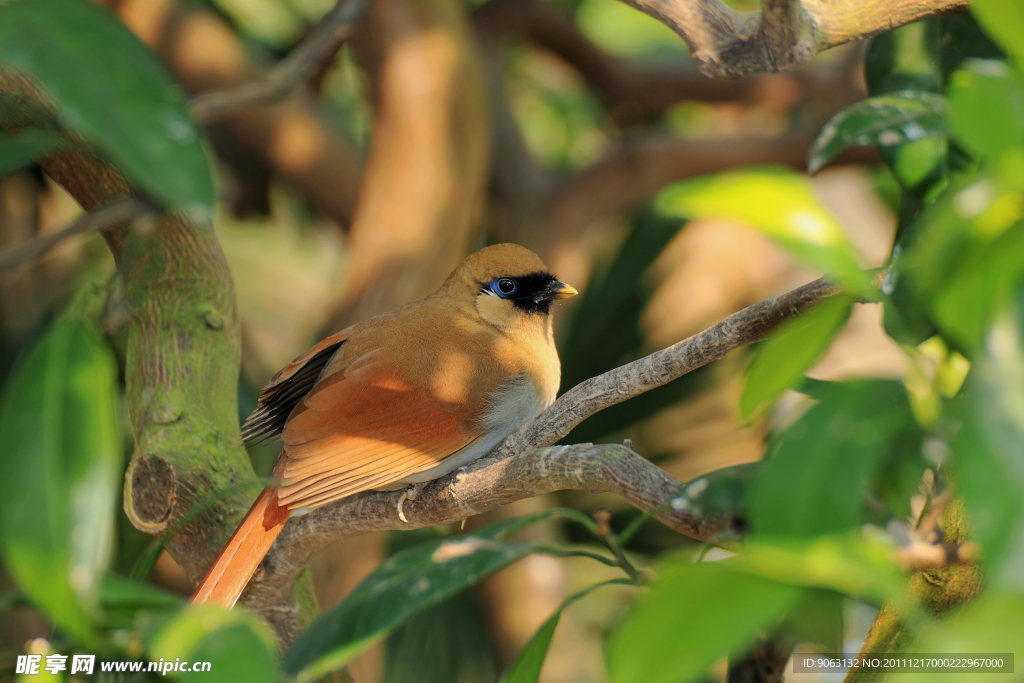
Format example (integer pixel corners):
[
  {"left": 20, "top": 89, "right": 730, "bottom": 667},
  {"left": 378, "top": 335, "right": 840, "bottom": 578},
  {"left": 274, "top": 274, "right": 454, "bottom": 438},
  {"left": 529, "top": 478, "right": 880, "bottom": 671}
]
[{"left": 396, "top": 483, "right": 422, "bottom": 524}]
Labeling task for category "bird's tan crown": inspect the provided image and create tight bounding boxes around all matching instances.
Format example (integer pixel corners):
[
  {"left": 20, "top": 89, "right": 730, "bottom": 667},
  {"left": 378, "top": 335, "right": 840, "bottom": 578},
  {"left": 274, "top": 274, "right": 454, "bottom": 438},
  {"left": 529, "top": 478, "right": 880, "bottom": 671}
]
[
  {"left": 443, "top": 244, "right": 551, "bottom": 291},
  {"left": 461, "top": 243, "right": 549, "bottom": 279}
]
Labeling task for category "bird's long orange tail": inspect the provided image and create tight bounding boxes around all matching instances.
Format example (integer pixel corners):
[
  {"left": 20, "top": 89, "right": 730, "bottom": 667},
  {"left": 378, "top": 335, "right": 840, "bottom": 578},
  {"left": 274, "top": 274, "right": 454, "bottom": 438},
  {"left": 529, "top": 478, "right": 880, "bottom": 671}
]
[{"left": 190, "top": 462, "right": 291, "bottom": 607}]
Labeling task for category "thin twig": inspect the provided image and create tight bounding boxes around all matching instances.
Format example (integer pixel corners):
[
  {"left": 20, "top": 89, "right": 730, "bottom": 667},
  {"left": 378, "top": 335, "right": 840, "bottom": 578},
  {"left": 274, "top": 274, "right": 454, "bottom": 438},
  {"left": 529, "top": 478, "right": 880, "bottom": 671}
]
[
  {"left": 594, "top": 509, "right": 643, "bottom": 582},
  {"left": 190, "top": 0, "right": 372, "bottom": 121},
  {"left": 0, "top": 196, "right": 149, "bottom": 271}
]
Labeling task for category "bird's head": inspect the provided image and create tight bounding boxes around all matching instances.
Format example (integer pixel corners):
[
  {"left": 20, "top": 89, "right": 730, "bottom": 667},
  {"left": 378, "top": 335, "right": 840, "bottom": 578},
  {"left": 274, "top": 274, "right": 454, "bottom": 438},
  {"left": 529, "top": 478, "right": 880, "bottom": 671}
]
[{"left": 443, "top": 244, "right": 578, "bottom": 331}]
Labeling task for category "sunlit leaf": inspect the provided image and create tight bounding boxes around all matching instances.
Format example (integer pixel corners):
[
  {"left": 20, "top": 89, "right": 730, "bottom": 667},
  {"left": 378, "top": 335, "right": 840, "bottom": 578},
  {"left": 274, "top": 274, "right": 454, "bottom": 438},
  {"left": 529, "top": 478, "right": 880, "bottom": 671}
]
[
  {"left": 283, "top": 510, "right": 589, "bottom": 682},
  {"left": 607, "top": 562, "right": 804, "bottom": 683},
  {"left": 809, "top": 92, "right": 947, "bottom": 175},
  {"left": 0, "top": 129, "right": 58, "bottom": 174},
  {"left": 656, "top": 169, "right": 873, "bottom": 295},
  {"left": 740, "top": 297, "right": 852, "bottom": 420},
  {"left": 500, "top": 580, "right": 631, "bottom": 683},
  {"left": 740, "top": 535, "right": 905, "bottom": 602},
  {"left": 148, "top": 604, "right": 278, "bottom": 683},
  {"left": 0, "top": 0, "right": 215, "bottom": 212},
  {"left": 751, "top": 381, "right": 923, "bottom": 537},
  {"left": 0, "top": 316, "right": 121, "bottom": 642},
  {"left": 972, "top": 0, "right": 1024, "bottom": 68}
]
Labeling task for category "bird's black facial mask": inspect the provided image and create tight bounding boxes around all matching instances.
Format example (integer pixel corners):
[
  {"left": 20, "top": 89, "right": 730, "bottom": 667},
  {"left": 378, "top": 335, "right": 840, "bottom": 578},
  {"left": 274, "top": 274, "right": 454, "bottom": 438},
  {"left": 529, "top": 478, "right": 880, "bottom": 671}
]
[{"left": 482, "top": 271, "right": 559, "bottom": 314}]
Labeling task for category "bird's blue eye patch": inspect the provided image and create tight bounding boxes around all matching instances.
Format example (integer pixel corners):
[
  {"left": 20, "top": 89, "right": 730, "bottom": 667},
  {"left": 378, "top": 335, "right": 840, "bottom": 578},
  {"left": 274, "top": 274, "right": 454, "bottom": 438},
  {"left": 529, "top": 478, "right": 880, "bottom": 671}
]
[{"left": 490, "top": 277, "right": 518, "bottom": 298}]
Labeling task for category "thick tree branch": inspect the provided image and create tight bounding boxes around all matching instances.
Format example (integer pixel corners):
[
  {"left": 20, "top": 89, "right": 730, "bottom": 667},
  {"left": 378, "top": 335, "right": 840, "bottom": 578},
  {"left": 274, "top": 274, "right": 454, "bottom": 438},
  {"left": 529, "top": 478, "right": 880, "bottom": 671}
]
[
  {"left": 0, "top": 73, "right": 319, "bottom": 648},
  {"left": 619, "top": 0, "right": 970, "bottom": 79},
  {"left": 243, "top": 275, "right": 845, "bottom": 613},
  {"left": 190, "top": 0, "right": 372, "bottom": 120}
]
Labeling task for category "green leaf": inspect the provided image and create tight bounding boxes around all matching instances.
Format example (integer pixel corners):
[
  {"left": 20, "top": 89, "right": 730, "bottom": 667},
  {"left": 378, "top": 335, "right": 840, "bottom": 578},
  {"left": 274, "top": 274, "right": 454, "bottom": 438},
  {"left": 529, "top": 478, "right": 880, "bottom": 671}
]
[
  {"left": 100, "top": 573, "right": 182, "bottom": 629},
  {"left": 500, "top": 580, "right": 630, "bottom": 683},
  {"left": 786, "top": 589, "right": 844, "bottom": 653},
  {"left": 656, "top": 168, "right": 873, "bottom": 295},
  {"left": 864, "top": 23, "right": 950, "bottom": 197},
  {"left": 893, "top": 592, "right": 1024, "bottom": 683},
  {"left": 608, "top": 534, "right": 905, "bottom": 683},
  {"left": 0, "top": 316, "right": 122, "bottom": 642},
  {"left": 0, "top": 0, "right": 215, "bottom": 211},
  {"left": 865, "top": 21, "right": 940, "bottom": 97},
  {"left": 607, "top": 562, "right": 804, "bottom": 683},
  {"left": 751, "top": 381, "right": 922, "bottom": 537},
  {"left": 148, "top": 605, "right": 278, "bottom": 683},
  {"left": 952, "top": 292, "right": 1024, "bottom": 581},
  {"left": 283, "top": 510, "right": 586, "bottom": 682},
  {"left": 972, "top": 0, "right": 1024, "bottom": 68},
  {"left": 947, "top": 60, "right": 1024, "bottom": 163},
  {"left": 740, "top": 535, "right": 905, "bottom": 602},
  {"left": 0, "top": 129, "right": 58, "bottom": 174},
  {"left": 936, "top": 13, "right": 1007, "bottom": 83},
  {"left": 931, "top": 221, "right": 1024, "bottom": 350},
  {"left": 809, "top": 92, "right": 948, "bottom": 175},
  {"left": 740, "top": 297, "right": 852, "bottom": 420}
]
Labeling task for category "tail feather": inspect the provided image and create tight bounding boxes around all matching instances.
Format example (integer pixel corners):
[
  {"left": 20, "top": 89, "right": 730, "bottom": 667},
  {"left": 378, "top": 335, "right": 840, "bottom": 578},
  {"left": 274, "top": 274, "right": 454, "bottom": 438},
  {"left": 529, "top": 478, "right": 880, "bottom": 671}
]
[{"left": 191, "top": 464, "right": 291, "bottom": 607}]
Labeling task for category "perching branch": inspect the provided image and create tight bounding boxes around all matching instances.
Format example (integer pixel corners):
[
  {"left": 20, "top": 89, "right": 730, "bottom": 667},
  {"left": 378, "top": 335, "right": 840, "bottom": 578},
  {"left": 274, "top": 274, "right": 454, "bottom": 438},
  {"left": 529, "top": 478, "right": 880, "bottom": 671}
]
[
  {"left": 618, "top": 0, "right": 970, "bottom": 79},
  {"left": 0, "top": 196, "right": 149, "bottom": 271},
  {"left": 243, "top": 275, "right": 845, "bottom": 613},
  {"left": 190, "top": 0, "right": 372, "bottom": 120}
]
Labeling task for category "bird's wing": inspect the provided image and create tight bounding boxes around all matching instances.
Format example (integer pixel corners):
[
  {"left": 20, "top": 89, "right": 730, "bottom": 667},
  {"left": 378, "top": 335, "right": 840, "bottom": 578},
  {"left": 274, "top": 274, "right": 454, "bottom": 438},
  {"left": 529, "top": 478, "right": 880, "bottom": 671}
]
[
  {"left": 240, "top": 332, "right": 348, "bottom": 446},
  {"left": 276, "top": 353, "right": 482, "bottom": 510}
]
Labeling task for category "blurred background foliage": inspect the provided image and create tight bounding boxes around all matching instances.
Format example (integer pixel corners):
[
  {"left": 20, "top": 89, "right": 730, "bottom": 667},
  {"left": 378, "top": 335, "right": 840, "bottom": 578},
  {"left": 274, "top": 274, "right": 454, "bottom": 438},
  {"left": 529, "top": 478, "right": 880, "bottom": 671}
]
[{"left": 1, "top": 0, "right": 1023, "bottom": 680}]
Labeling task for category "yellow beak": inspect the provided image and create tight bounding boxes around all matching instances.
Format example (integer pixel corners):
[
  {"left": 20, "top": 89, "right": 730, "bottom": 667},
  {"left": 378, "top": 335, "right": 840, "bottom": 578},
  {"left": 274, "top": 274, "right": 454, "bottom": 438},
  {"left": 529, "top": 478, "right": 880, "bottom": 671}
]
[{"left": 549, "top": 282, "right": 578, "bottom": 300}]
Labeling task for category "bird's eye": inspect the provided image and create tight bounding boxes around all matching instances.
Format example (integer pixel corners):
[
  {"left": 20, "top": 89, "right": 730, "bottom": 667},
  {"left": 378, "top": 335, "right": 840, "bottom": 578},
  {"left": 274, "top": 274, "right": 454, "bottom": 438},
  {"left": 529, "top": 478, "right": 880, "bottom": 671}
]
[{"left": 496, "top": 278, "right": 517, "bottom": 296}]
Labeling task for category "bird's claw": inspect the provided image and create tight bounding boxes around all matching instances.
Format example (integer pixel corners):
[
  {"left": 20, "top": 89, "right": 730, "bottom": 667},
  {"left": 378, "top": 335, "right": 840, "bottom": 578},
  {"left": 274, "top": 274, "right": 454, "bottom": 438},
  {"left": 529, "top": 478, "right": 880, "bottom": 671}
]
[{"left": 396, "top": 484, "right": 421, "bottom": 524}]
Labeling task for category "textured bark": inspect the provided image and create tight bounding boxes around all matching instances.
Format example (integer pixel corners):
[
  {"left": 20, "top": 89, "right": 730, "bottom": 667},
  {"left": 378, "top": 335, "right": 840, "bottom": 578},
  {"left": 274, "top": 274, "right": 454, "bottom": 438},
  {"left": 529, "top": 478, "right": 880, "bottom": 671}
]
[
  {"left": 248, "top": 443, "right": 739, "bottom": 609},
  {"left": 0, "top": 73, "right": 319, "bottom": 649}
]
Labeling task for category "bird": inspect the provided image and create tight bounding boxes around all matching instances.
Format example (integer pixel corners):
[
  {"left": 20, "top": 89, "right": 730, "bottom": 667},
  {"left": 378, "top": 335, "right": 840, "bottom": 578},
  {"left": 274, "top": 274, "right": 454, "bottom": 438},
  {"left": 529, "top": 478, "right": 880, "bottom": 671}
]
[{"left": 190, "top": 244, "right": 577, "bottom": 606}]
